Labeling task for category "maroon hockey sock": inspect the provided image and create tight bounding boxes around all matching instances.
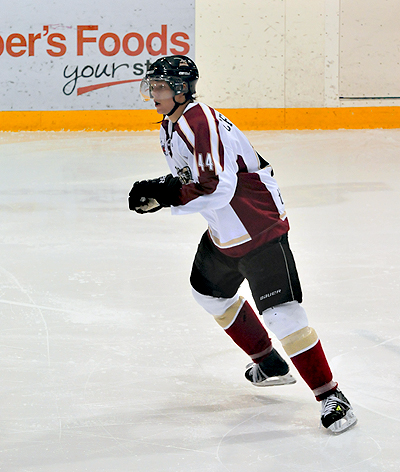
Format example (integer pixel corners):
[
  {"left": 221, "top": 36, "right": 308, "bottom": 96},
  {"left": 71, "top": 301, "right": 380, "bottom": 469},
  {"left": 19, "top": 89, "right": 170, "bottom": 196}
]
[
  {"left": 289, "top": 340, "right": 337, "bottom": 401},
  {"left": 224, "top": 300, "right": 272, "bottom": 362}
]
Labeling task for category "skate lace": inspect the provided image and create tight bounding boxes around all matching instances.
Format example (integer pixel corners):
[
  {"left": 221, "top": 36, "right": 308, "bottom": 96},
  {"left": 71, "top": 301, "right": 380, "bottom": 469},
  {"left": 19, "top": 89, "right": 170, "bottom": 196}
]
[
  {"left": 322, "top": 393, "right": 349, "bottom": 416},
  {"left": 249, "top": 363, "right": 267, "bottom": 383}
]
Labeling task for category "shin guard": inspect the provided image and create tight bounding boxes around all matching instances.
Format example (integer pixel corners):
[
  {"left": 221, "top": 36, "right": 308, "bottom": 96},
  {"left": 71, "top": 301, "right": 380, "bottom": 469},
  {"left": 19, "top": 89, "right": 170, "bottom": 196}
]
[
  {"left": 281, "top": 327, "right": 337, "bottom": 400},
  {"left": 214, "top": 297, "right": 272, "bottom": 362}
]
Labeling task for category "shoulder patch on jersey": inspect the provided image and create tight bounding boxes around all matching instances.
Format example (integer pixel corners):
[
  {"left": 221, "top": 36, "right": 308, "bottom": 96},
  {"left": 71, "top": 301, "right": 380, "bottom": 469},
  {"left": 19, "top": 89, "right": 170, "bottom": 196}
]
[{"left": 177, "top": 166, "right": 193, "bottom": 185}]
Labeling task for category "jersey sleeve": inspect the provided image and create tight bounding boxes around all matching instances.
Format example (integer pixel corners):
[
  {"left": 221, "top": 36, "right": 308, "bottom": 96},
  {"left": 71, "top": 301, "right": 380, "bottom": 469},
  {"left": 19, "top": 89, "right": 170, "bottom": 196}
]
[{"left": 171, "top": 104, "right": 238, "bottom": 215}]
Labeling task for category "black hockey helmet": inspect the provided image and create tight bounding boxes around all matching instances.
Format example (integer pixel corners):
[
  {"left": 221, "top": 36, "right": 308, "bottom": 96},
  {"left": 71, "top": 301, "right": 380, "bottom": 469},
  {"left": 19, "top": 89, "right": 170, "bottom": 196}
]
[{"left": 140, "top": 55, "right": 199, "bottom": 102}]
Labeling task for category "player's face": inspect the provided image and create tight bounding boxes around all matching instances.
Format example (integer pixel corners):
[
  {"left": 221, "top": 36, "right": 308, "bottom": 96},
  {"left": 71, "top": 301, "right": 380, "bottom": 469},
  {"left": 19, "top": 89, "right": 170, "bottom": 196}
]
[
  {"left": 149, "top": 80, "right": 174, "bottom": 100},
  {"left": 149, "top": 80, "right": 176, "bottom": 114},
  {"left": 140, "top": 77, "right": 187, "bottom": 116},
  {"left": 140, "top": 77, "right": 188, "bottom": 116}
]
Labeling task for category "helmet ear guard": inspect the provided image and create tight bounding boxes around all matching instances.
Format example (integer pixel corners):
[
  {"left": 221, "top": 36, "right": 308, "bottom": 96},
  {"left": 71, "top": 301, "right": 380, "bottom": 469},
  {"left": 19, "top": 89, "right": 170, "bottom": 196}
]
[{"left": 173, "top": 81, "right": 189, "bottom": 95}]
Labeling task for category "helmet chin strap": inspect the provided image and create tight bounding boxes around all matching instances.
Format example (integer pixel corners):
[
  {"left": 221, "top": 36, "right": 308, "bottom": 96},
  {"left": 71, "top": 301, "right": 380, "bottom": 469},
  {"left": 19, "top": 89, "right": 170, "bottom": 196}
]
[
  {"left": 166, "top": 101, "right": 181, "bottom": 117},
  {"left": 166, "top": 94, "right": 190, "bottom": 116}
]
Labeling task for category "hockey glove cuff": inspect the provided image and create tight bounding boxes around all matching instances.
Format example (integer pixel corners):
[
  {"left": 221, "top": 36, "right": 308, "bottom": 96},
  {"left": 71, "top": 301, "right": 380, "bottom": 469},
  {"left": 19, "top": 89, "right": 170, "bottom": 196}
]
[{"left": 134, "top": 197, "right": 163, "bottom": 214}]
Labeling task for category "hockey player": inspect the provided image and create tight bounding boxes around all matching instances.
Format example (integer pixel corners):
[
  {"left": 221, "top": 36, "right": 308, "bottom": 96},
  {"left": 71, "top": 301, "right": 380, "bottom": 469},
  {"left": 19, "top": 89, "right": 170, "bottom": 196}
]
[{"left": 128, "top": 55, "right": 357, "bottom": 433}]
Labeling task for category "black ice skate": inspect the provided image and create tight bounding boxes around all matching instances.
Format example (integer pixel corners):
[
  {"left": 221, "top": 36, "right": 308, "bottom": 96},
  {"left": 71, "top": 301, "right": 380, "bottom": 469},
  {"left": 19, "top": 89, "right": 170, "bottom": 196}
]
[
  {"left": 245, "top": 348, "right": 296, "bottom": 387},
  {"left": 320, "top": 389, "right": 357, "bottom": 434}
]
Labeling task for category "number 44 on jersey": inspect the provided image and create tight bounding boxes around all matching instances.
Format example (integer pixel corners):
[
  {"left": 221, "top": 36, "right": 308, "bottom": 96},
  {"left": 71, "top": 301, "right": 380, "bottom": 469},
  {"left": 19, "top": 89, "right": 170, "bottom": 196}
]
[{"left": 197, "top": 152, "right": 215, "bottom": 172}]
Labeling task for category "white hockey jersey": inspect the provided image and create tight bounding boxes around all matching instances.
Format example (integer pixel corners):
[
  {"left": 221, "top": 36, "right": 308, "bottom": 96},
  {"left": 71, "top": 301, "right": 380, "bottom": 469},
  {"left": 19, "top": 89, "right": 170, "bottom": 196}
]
[{"left": 160, "top": 102, "right": 289, "bottom": 257}]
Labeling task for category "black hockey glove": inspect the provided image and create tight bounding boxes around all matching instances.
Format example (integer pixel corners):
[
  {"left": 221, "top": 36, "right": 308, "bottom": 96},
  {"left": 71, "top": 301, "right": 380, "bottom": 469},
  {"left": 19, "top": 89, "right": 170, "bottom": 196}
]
[{"left": 128, "top": 174, "right": 182, "bottom": 213}]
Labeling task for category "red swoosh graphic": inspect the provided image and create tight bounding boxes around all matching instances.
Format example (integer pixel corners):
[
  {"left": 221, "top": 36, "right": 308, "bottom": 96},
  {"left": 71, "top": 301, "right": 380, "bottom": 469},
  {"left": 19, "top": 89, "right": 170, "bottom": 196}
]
[{"left": 77, "top": 78, "right": 142, "bottom": 96}]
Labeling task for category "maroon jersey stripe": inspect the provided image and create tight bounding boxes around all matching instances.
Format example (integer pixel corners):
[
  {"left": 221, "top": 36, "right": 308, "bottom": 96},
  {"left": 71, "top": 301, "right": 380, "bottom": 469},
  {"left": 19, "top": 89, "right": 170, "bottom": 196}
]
[
  {"left": 183, "top": 105, "right": 223, "bottom": 176},
  {"left": 230, "top": 173, "right": 284, "bottom": 237},
  {"left": 174, "top": 123, "right": 194, "bottom": 154},
  {"left": 209, "top": 107, "right": 225, "bottom": 170}
]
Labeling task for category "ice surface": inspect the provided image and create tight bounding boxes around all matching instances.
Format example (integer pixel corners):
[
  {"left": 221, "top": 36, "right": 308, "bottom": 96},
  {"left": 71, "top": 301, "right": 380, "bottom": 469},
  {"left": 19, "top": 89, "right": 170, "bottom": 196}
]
[{"left": 0, "top": 129, "right": 399, "bottom": 471}]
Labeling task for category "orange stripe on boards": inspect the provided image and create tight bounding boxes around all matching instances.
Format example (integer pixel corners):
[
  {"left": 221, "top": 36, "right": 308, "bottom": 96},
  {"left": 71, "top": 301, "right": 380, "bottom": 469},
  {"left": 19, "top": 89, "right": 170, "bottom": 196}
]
[
  {"left": 1, "top": 107, "right": 399, "bottom": 132},
  {"left": 221, "top": 106, "right": 400, "bottom": 131},
  {"left": 0, "top": 109, "right": 161, "bottom": 132}
]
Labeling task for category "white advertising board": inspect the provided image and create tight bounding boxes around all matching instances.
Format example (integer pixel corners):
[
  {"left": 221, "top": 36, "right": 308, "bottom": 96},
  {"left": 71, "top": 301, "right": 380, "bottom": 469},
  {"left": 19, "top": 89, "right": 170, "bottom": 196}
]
[{"left": 0, "top": 1, "right": 195, "bottom": 111}]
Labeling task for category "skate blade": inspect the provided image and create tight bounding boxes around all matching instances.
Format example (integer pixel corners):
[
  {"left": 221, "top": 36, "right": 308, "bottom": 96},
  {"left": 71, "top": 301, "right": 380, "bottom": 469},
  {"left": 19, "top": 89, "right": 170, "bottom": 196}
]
[
  {"left": 251, "top": 373, "right": 297, "bottom": 387},
  {"left": 327, "top": 410, "right": 358, "bottom": 434}
]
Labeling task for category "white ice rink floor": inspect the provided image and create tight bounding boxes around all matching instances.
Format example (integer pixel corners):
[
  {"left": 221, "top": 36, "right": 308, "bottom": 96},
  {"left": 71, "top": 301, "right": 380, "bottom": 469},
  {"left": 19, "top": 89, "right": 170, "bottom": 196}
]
[{"left": 1, "top": 128, "right": 399, "bottom": 471}]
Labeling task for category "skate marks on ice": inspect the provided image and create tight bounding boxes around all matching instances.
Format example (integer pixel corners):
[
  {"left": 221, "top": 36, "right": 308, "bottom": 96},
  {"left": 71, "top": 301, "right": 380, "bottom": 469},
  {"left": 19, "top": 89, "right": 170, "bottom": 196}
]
[
  {"left": 0, "top": 284, "right": 385, "bottom": 472},
  {"left": 0, "top": 129, "right": 400, "bottom": 471},
  {"left": 0, "top": 370, "right": 382, "bottom": 472},
  {"left": 331, "top": 328, "right": 400, "bottom": 424},
  {"left": 0, "top": 266, "right": 51, "bottom": 366}
]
